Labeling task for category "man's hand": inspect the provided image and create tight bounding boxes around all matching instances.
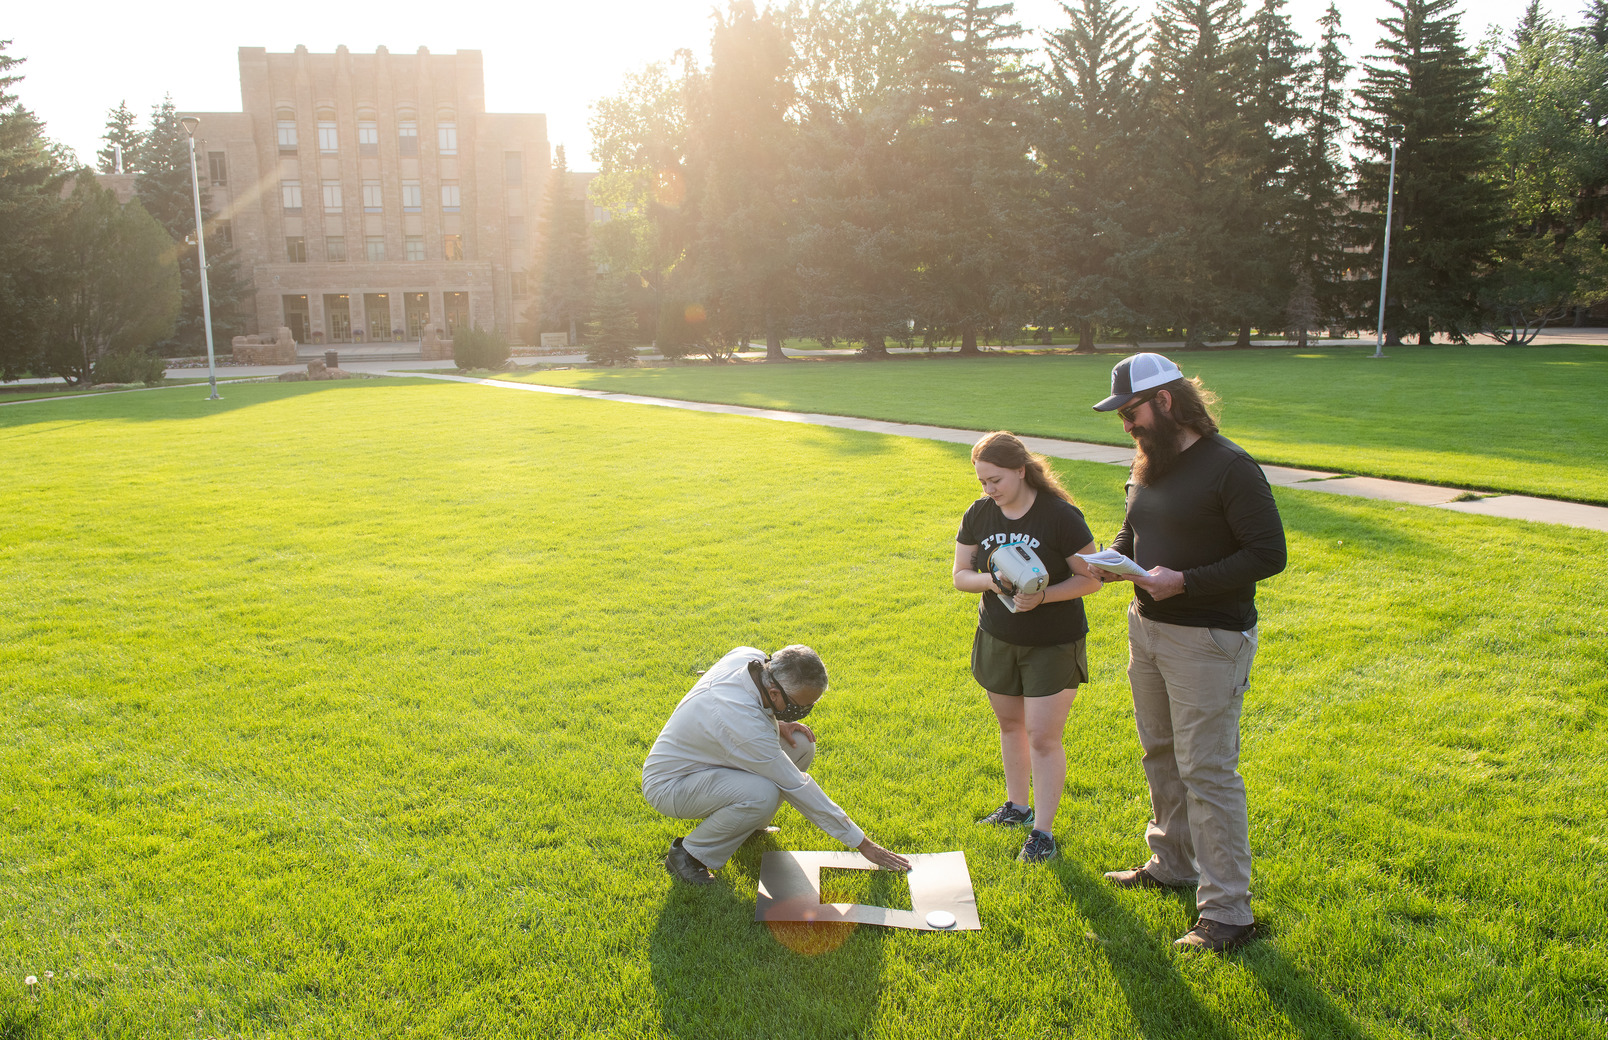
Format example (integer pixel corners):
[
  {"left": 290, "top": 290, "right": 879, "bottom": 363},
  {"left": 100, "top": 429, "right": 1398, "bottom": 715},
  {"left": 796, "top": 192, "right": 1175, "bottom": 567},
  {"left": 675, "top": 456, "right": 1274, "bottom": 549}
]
[
  {"left": 1133, "top": 565, "right": 1186, "bottom": 601},
  {"left": 857, "top": 838, "right": 912, "bottom": 871},
  {"left": 778, "top": 720, "right": 816, "bottom": 747},
  {"left": 1092, "top": 567, "right": 1131, "bottom": 585}
]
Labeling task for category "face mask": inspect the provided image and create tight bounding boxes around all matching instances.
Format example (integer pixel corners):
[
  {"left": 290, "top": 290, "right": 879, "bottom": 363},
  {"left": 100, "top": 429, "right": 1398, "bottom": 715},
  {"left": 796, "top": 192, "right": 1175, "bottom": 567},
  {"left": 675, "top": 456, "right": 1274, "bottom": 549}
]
[
  {"left": 771, "top": 685, "right": 814, "bottom": 723},
  {"left": 752, "top": 661, "right": 813, "bottom": 722}
]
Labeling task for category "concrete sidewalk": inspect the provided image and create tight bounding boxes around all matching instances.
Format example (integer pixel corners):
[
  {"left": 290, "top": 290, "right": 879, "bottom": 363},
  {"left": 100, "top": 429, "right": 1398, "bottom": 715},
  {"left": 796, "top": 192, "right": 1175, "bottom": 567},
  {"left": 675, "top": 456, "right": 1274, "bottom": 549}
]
[{"left": 401, "top": 370, "right": 1608, "bottom": 534}]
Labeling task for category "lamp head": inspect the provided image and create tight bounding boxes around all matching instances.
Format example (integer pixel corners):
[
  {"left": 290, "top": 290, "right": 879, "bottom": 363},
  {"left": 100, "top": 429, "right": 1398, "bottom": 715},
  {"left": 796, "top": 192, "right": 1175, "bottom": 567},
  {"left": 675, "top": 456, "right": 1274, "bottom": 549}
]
[
  {"left": 1386, "top": 124, "right": 1405, "bottom": 145},
  {"left": 180, "top": 116, "right": 200, "bottom": 137}
]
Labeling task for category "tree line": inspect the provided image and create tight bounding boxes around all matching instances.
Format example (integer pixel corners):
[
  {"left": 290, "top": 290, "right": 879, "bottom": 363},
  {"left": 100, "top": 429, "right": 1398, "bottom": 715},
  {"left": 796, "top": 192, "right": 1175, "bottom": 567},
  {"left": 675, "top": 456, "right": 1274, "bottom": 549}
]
[
  {"left": 0, "top": 49, "right": 250, "bottom": 385},
  {"left": 532, "top": 0, "right": 1608, "bottom": 360}
]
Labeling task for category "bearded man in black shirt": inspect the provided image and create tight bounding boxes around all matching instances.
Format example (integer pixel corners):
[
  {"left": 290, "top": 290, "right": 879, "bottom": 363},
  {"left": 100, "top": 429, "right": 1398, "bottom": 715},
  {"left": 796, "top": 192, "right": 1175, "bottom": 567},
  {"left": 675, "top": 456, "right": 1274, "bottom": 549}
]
[{"left": 1090, "top": 353, "right": 1287, "bottom": 953}]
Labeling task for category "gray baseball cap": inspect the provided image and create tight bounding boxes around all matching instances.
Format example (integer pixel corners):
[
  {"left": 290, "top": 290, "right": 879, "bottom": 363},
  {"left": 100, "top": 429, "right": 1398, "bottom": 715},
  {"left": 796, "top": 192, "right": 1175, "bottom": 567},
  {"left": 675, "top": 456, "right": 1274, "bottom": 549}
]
[{"left": 1092, "top": 352, "right": 1184, "bottom": 411}]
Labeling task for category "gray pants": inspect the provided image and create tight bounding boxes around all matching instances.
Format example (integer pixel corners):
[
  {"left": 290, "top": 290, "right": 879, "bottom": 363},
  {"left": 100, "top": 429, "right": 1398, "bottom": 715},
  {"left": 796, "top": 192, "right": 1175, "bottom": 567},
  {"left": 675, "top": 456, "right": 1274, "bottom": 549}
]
[
  {"left": 1127, "top": 603, "right": 1258, "bottom": 926},
  {"left": 643, "top": 736, "right": 816, "bottom": 869}
]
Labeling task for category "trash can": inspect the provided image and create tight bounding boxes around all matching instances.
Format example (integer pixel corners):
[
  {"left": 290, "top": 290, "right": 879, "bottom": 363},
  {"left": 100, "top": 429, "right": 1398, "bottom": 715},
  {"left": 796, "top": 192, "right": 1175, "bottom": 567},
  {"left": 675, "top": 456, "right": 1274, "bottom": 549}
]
[{"left": 324, "top": 350, "right": 339, "bottom": 369}]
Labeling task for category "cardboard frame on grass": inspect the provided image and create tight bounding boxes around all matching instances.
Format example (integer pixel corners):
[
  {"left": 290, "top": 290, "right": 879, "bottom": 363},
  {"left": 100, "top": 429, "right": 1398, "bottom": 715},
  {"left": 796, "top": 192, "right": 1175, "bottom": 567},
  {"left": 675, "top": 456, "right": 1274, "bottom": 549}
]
[{"left": 755, "top": 850, "right": 981, "bottom": 931}]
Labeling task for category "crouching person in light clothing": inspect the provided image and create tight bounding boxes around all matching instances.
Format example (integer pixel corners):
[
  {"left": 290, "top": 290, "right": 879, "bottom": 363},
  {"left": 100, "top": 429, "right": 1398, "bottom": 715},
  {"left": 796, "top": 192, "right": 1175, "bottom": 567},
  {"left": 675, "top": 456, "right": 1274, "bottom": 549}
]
[{"left": 643, "top": 645, "right": 911, "bottom": 884}]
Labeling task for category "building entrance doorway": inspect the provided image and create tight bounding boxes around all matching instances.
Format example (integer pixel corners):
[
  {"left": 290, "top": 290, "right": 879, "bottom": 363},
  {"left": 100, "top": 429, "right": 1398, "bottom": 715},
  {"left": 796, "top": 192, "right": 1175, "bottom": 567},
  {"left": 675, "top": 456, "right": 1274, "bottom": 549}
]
[
  {"left": 282, "top": 295, "right": 310, "bottom": 344},
  {"left": 324, "top": 294, "right": 352, "bottom": 342},
  {"left": 365, "top": 293, "right": 393, "bottom": 341},
  {"left": 405, "top": 293, "right": 431, "bottom": 340},
  {"left": 444, "top": 292, "right": 469, "bottom": 336}
]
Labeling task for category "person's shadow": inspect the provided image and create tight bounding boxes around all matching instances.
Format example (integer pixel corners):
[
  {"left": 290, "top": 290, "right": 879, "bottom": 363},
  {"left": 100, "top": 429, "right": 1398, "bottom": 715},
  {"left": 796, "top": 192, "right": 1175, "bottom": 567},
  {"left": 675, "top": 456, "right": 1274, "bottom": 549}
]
[
  {"left": 647, "top": 838, "right": 886, "bottom": 1040},
  {"left": 1057, "top": 862, "right": 1370, "bottom": 1039}
]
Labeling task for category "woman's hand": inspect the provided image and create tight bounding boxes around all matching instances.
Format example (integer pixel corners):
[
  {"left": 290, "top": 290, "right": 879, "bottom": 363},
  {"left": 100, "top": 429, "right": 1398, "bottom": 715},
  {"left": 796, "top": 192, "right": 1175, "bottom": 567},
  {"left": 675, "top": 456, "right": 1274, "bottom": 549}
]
[{"left": 1011, "top": 588, "right": 1047, "bottom": 612}]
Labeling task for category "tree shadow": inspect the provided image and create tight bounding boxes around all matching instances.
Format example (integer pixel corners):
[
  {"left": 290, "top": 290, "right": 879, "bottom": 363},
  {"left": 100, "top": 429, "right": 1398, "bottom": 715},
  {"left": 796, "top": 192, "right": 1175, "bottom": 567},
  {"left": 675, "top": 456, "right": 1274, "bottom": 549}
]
[
  {"left": 1057, "top": 862, "right": 1370, "bottom": 1040},
  {"left": 647, "top": 838, "right": 886, "bottom": 1040},
  {"left": 0, "top": 377, "right": 442, "bottom": 429}
]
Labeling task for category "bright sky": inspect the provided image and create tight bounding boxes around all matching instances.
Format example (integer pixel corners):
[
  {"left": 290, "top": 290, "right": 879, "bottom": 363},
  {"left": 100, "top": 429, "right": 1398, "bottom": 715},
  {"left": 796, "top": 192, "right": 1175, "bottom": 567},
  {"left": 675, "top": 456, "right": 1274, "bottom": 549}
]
[{"left": 9, "top": 0, "right": 1567, "bottom": 170}]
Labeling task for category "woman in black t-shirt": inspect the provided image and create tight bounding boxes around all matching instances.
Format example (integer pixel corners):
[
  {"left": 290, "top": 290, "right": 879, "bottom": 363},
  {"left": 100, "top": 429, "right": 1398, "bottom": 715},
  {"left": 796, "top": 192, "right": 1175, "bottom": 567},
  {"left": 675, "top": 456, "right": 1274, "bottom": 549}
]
[{"left": 953, "top": 432, "right": 1101, "bottom": 864}]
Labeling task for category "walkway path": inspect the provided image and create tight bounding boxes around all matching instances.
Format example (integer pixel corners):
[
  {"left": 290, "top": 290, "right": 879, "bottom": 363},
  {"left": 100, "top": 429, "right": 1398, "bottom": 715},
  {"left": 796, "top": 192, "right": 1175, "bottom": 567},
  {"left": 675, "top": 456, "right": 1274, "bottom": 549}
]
[{"left": 398, "top": 370, "right": 1608, "bottom": 534}]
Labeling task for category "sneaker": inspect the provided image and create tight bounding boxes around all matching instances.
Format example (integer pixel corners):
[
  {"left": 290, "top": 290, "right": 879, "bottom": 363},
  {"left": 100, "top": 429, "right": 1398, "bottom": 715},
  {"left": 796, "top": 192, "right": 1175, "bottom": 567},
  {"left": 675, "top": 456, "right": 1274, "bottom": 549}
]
[
  {"left": 745, "top": 825, "right": 780, "bottom": 844},
  {"left": 1017, "top": 829, "right": 1058, "bottom": 863},
  {"left": 978, "top": 801, "right": 1035, "bottom": 827},
  {"left": 664, "top": 837, "right": 715, "bottom": 885},
  {"left": 1175, "top": 918, "right": 1257, "bottom": 953},
  {"left": 1103, "top": 865, "right": 1192, "bottom": 890}
]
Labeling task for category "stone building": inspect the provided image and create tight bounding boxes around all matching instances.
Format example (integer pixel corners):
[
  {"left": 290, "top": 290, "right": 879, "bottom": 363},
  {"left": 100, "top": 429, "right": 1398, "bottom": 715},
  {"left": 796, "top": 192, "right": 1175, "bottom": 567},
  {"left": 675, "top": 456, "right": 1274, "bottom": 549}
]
[{"left": 182, "top": 45, "right": 549, "bottom": 347}]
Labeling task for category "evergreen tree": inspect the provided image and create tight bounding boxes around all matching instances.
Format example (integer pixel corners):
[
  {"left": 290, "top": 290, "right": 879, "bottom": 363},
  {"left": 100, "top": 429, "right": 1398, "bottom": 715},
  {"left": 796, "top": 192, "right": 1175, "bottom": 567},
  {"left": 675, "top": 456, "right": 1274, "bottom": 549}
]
[
  {"left": 0, "top": 42, "right": 73, "bottom": 381},
  {"left": 1132, "top": 0, "right": 1262, "bottom": 347},
  {"left": 585, "top": 274, "right": 639, "bottom": 365},
  {"left": 131, "top": 97, "right": 251, "bottom": 355},
  {"left": 96, "top": 100, "right": 140, "bottom": 173},
  {"left": 531, "top": 145, "right": 594, "bottom": 344},
  {"left": 1039, "top": 0, "right": 1147, "bottom": 350},
  {"left": 1353, "top": 0, "right": 1506, "bottom": 342},
  {"left": 42, "top": 179, "right": 180, "bottom": 385},
  {"left": 1285, "top": 3, "right": 1352, "bottom": 345},
  {"left": 688, "top": 0, "right": 798, "bottom": 362}
]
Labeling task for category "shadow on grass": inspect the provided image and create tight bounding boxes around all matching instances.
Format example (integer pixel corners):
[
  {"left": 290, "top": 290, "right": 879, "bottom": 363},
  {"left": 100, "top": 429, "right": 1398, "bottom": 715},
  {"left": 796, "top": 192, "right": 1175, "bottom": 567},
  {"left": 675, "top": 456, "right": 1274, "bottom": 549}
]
[
  {"left": 0, "top": 377, "right": 443, "bottom": 429},
  {"left": 1056, "top": 862, "right": 1368, "bottom": 1040},
  {"left": 648, "top": 838, "right": 885, "bottom": 1040}
]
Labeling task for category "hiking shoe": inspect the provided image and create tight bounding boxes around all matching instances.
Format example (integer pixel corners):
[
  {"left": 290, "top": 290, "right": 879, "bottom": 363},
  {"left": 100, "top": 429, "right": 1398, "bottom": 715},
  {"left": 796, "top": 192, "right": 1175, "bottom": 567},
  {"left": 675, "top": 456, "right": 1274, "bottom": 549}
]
[
  {"left": 1175, "top": 918, "right": 1257, "bottom": 953},
  {"left": 1017, "top": 829, "right": 1058, "bottom": 864},
  {"left": 664, "top": 837, "right": 715, "bottom": 885},
  {"left": 1104, "top": 865, "right": 1192, "bottom": 890},
  {"left": 978, "top": 801, "right": 1035, "bottom": 827}
]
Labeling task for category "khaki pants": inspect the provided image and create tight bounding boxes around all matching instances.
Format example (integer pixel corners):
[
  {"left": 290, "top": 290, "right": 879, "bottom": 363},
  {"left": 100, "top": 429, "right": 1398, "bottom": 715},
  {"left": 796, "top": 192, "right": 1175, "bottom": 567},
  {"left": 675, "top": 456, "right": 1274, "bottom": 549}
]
[
  {"left": 1127, "top": 602, "right": 1258, "bottom": 925},
  {"left": 644, "top": 736, "right": 815, "bottom": 869}
]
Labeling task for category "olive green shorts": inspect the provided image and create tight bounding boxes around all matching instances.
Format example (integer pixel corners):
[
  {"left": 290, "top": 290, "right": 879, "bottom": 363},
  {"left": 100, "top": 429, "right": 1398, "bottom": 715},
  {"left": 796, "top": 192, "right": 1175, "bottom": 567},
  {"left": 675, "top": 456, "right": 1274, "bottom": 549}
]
[{"left": 971, "top": 628, "right": 1089, "bottom": 698}]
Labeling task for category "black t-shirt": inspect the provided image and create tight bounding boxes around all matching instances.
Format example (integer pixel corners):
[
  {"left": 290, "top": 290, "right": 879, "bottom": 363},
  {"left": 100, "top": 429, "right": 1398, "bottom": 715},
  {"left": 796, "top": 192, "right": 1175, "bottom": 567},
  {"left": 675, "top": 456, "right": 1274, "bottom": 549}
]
[
  {"left": 957, "top": 492, "right": 1095, "bottom": 647},
  {"left": 1110, "top": 433, "right": 1287, "bottom": 630}
]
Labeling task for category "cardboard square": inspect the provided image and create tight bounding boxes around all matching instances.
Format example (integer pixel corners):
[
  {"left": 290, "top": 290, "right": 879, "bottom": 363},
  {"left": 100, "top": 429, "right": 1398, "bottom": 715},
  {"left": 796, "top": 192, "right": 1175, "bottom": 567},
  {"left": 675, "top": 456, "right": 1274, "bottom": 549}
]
[{"left": 755, "top": 850, "right": 981, "bottom": 931}]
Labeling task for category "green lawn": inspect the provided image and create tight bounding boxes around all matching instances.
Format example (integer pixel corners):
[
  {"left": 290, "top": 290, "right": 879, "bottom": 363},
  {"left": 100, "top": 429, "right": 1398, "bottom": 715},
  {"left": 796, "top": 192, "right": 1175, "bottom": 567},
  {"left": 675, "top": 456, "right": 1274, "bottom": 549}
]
[
  {"left": 511, "top": 344, "right": 1608, "bottom": 504},
  {"left": 2, "top": 379, "right": 1604, "bottom": 1038}
]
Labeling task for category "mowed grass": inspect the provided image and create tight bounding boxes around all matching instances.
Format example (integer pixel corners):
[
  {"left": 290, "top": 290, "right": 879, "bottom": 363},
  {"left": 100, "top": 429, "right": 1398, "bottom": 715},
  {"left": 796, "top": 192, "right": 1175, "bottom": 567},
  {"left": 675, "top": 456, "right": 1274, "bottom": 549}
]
[
  {"left": 512, "top": 344, "right": 1608, "bottom": 504},
  {"left": 1, "top": 379, "right": 1605, "bottom": 1039}
]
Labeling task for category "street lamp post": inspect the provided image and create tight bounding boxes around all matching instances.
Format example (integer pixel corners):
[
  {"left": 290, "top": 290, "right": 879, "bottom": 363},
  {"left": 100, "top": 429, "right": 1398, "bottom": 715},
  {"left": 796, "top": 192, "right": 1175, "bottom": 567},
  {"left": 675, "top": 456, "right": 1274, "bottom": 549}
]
[
  {"left": 179, "top": 116, "right": 220, "bottom": 399},
  {"left": 1372, "top": 123, "right": 1405, "bottom": 360}
]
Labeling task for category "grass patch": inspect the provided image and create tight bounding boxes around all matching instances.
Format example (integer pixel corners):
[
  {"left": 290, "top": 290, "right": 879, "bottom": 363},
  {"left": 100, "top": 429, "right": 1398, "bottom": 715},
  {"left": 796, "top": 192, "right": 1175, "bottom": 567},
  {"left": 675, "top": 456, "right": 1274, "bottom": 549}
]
[
  {"left": 0, "top": 379, "right": 221, "bottom": 404},
  {"left": 1, "top": 379, "right": 1604, "bottom": 1037},
  {"left": 510, "top": 344, "right": 1608, "bottom": 504}
]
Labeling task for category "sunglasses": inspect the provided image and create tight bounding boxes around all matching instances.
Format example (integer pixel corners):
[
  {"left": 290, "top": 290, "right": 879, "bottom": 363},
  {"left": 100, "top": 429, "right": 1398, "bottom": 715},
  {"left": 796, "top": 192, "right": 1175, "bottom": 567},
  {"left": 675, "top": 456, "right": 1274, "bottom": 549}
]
[{"left": 1117, "top": 393, "right": 1159, "bottom": 423}]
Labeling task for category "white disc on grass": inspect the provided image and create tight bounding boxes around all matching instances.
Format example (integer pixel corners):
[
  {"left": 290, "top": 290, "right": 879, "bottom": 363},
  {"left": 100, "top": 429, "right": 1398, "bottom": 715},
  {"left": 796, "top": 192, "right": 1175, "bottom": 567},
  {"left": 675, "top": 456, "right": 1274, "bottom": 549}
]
[{"left": 925, "top": 910, "right": 957, "bottom": 929}]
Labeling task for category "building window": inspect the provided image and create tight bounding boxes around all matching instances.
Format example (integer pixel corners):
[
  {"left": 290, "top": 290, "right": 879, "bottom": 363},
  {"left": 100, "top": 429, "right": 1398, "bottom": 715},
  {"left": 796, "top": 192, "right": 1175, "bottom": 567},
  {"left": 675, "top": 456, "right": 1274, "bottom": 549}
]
[
  {"left": 401, "top": 181, "right": 421, "bottom": 212},
  {"left": 398, "top": 119, "right": 418, "bottom": 156},
  {"left": 362, "top": 181, "right": 382, "bottom": 212},
  {"left": 443, "top": 234, "right": 464, "bottom": 261},
  {"left": 322, "top": 181, "right": 343, "bottom": 212},
  {"left": 438, "top": 122, "right": 457, "bottom": 155},
  {"left": 505, "top": 151, "right": 522, "bottom": 185},
  {"left": 405, "top": 235, "right": 425, "bottom": 261},
  {"left": 277, "top": 119, "right": 297, "bottom": 152},
  {"left": 511, "top": 270, "right": 528, "bottom": 297},
  {"left": 214, "top": 219, "right": 232, "bottom": 248},
  {"left": 286, "top": 236, "right": 307, "bottom": 263},
  {"left": 365, "top": 236, "right": 386, "bottom": 262},
  {"left": 507, "top": 216, "right": 525, "bottom": 248},
  {"left": 440, "top": 182, "right": 461, "bottom": 211},
  {"left": 358, "top": 120, "right": 378, "bottom": 155},
  {"left": 318, "top": 121, "right": 339, "bottom": 153},
  {"left": 326, "top": 236, "right": 346, "bottom": 262},
  {"left": 282, "top": 180, "right": 302, "bottom": 213},
  {"left": 208, "top": 152, "right": 228, "bottom": 186}
]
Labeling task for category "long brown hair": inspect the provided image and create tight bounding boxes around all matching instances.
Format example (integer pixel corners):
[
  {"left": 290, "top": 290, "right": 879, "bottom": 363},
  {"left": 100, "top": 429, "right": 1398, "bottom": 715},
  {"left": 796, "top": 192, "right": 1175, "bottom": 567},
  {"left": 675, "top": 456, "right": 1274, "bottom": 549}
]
[
  {"left": 971, "top": 431, "right": 1074, "bottom": 504},
  {"left": 1159, "top": 376, "right": 1220, "bottom": 436}
]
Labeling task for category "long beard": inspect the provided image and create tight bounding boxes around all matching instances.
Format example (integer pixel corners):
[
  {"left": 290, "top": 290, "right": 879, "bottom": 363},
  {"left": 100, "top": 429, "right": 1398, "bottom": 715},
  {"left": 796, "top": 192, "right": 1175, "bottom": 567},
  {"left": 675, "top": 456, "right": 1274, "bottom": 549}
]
[{"left": 1131, "top": 408, "right": 1185, "bottom": 486}]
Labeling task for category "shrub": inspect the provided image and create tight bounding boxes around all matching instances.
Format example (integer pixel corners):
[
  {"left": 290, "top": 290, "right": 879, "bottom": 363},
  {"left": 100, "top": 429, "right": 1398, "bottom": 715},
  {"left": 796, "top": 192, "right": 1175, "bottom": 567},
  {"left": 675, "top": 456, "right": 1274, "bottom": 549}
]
[
  {"left": 453, "top": 326, "right": 511, "bottom": 370},
  {"left": 92, "top": 349, "right": 167, "bottom": 386}
]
